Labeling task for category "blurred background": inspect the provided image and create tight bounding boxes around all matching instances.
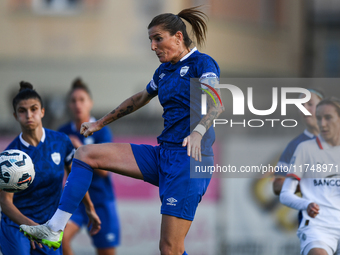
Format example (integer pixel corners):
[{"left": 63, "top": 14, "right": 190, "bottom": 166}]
[{"left": 0, "top": 0, "right": 340, "bottom": 254}]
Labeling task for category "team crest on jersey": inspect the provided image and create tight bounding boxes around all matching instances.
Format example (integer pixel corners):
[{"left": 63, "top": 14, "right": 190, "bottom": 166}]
[
  {"left": 51, "top": 152, "right": 61, "bottom": 165},
  {"left": 180, "top": 66, "right": 189, "bottom": 77}
]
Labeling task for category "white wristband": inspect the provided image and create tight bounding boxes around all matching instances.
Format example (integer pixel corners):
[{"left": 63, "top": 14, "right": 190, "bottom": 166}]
[{"left": 193, "top": 124, "right": 206, "bottom": 136}]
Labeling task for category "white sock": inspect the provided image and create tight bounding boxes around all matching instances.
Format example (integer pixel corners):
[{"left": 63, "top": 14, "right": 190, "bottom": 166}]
[{"left": 47, "top": 209, "right": 72, "bottom": 232}]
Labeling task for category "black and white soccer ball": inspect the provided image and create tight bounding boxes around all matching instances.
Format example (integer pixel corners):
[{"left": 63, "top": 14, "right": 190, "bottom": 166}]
[{"left": 0, "top": 149, "right": 35, "bottom": 193}]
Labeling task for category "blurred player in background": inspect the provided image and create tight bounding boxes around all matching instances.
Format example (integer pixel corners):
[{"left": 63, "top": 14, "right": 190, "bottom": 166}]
[
  {"left": 20, "top": 6, "right": 224, "bottom": 255},
  {"left": 0, "top": 82, "right": 100, "bottom": 255},
  {"left": 280, "top": 97, "right": 340, "bottom": 255},
  {"left": 273, "top": 89, "right": 324, "bottom": 195},
  {"left": 58, "top": 78, "right": 119, "bottom": 255}
]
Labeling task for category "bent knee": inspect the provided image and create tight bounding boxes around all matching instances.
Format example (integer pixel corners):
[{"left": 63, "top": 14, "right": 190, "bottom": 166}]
[{"left": 74, "top": 145, "right": 93, "bottom": 163}]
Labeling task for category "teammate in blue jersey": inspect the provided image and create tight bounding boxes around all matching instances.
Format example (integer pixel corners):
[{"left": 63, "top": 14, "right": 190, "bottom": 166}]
[
  {"left": 0, "top": 82, "right": 101, "bottom": 255},
  {"left": 20, "top": 7, "right": 224, "bottom": 255},
  {"left": 59, "top": 78, "right": 119, "bottom": 255},
  {"left": 273, "top": 89, "right": 324, "bottom": 195}
]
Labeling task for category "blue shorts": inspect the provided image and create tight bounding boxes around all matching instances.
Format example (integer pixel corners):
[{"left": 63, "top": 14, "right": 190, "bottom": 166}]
[
  {"left": 0, "top": 215, "right": 62, "bottom": 255},
  {"left": 131, "top": 143, "right": 212, "bottom": 221},
  {"left": 69, "top": 200, "right": 120, "bottom": 248}
]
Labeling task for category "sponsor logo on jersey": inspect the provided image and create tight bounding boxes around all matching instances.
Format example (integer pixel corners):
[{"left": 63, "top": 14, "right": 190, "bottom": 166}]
[
  {"left": 166, "top": 197, "right": 177, "bottom": 206},
  {"left": 200, "top": 72, "right": 218, "bottom": 80},
  {"left": 313, "top": 178, "right": 340, "bottom": 186},
  {"left": 51, "top": 152, "right": 61, "bottom": 165},
  {"left": 159, "top": 73, "right": 165, "bottom": 80},
  {"left": 180, "top": 66, "right": 189, "bottom": 76}
]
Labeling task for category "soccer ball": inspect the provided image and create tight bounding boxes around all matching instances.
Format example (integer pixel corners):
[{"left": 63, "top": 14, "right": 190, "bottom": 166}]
[{"left": 0, "top": 149, "right": 35, "bottom": 193}]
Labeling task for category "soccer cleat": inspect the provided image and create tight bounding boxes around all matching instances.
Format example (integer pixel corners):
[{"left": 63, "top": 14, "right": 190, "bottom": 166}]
[{"left": 19, "top": 222, "right": 63, "bottom": 250}]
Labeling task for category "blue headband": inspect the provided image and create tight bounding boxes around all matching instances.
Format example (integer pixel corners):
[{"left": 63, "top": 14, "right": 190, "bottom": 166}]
[{"left": 308, "top": 89, "right": 324, "bottom": 100}]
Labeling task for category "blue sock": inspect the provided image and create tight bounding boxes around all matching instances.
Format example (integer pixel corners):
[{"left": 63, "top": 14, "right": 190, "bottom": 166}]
[
  {"left": 58, "top": 158, "right": 93, "bottom": 213},
  {"left": 183, "top": 252, "right": 188, "bottom": 255}
]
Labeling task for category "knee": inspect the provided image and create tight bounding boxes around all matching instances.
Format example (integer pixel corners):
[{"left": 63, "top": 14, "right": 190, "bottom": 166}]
[
  {"left": 159, "top": 239, "right": 185, "bottom": 255},
  {"left": 74, "top": 145, "right": 92, "bottom": 164},
  {"left": 62, "top": 239, "right": 72, "bottom": 254}
]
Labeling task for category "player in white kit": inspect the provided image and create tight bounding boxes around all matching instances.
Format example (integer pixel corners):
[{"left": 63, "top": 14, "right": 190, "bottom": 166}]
[{"left": 280, "top": 97, "right": 340, "bottom": 255}]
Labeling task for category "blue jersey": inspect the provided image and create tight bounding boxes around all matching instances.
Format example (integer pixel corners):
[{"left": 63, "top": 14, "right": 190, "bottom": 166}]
[
  {"left": 2, "top": 128, "right": 74, "bottom": 224},
  {"left": 146, "top": 47, "right": 220, "bottom": 156},
  {"left": 58, "top": 118, "right": 115, "bottom": 203},
  {"left": 276, "top": 129, "right": 315, "bottom": 176}
]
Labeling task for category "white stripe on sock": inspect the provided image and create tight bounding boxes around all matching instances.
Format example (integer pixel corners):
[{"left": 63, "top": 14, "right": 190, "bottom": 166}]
[{"left": 48, "top": 209, "right": 72, "bottom": 232}]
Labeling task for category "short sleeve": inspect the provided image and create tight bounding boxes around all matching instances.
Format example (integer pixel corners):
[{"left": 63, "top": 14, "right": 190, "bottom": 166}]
[
  {"left": 197, "top": 56, "right": 220, "bottom": 89},
  {"left": 146, "top": 67, "right": 161, "bottom": 96},
  {"left": 63, "top": 135, "right": 75, "bottom": 166},
  {"left": 287, "top": 143, "right": 306, "bottom": 181},
  {"left": 275, "top": 146, "right": 295, "bottom": 176}
]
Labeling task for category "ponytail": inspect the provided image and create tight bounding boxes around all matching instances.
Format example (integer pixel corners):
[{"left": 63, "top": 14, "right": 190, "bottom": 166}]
[
  {"left": 148, "top": 6, "right": 208, "bottom": 48},
  {"left": 177, "top": 7, "right": 207, "bottom": 47}
]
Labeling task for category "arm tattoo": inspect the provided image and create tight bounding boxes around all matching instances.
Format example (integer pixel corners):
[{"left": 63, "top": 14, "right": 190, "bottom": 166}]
[
  {"left": 117, "top": 105, "right": 134, "bottom": 118},
  {"left": 103, "top": 98, "right": 136, "bottom": 126},
  {"left": 200, "top": 89, "right": 223, "bottom": 130}
]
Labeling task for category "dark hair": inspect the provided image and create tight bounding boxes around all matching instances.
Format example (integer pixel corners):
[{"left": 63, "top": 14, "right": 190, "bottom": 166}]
[
  {"left": 12, "top": 81, "right": 43, "bottom": 112},
  {"left": 316, "top": 97, "right": 340, "bottom": 117},
  {"left": 148, "top": 6, "right": 208, "bottom": 48},
  {"left": 69, "top": 77, "right": 91, "bottom": 98}
]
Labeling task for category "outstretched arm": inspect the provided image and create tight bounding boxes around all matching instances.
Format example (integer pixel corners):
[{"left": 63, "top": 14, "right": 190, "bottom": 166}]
[
  {"left": 81, "top": 89, "right": 156, "bottom": 137},
  {"left": 183, "top": 88, "right": 224, "bottom": 161}
]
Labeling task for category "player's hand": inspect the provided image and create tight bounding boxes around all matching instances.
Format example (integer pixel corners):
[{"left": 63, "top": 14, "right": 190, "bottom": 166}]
[
  {"left": 68, "top": 135, "right": 83, "bottom": 149},
  {"left": 30, "top": 239, "right": 43, "bottom": 249},
  {"left": 85, "top": 207, "right": 101, "bottom": 236},
  {"left": 80, "top": 121, "right": 102, "bottom": 138},
  {"left": 307, "top": 202, "right": 319, "bottom": 218},
  {"left": 182, "top": 131, "right": 203, "bottom": 162}
]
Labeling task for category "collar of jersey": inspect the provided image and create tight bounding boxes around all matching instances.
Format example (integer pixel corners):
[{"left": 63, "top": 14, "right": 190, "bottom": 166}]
[
  {"left": 71, "top": 117, "right": 96, "bottom": 132},
  {"left": 19, "top": 128, "right": 46, "bottom": 148},
  {"left": 180, "top": 47, "right": 197, "bottom": 62},
  {"left": 317, "top": 134, "right": 340, "bottom": 149},
  {"left": 303, "top": 129, "right": 314, "bottom": 138},
  {"left": 164, "top": 47, "right": 198, "bottom": 71}
]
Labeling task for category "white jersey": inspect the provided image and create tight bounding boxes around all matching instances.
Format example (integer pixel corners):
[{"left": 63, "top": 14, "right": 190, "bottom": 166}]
[{"left": 287, "top": 135, "right": 340, "bottom": 228}]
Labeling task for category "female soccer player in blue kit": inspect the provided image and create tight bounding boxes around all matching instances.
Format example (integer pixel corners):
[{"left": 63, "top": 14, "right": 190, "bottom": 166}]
[
  {"left": 0, "top": 82, "right": 100, "bottom": 255},
  {"left": 20, "top": 7, "right": 224, "bottom": 255},
  {"left": 59, "top": 78, "right": 119, "bottom": 255}
]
